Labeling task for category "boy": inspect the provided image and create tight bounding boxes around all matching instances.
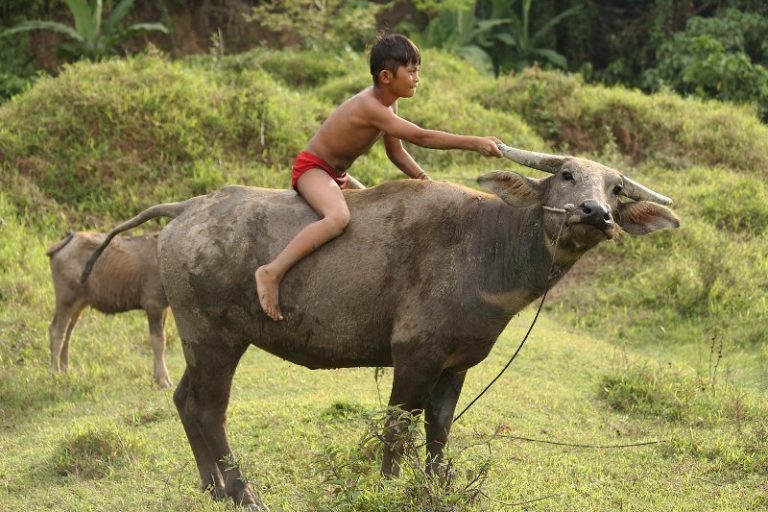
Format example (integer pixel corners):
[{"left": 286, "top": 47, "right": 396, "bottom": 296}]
[{"left": 255, "top": 33, "right": 503, "bottom": 321}]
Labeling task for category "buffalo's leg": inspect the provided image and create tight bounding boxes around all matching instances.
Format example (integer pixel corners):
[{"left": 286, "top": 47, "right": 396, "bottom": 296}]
[
  {"left": 146, "top": 307, "right": 171, "bottom": 388},
  {"left": 173, "top": 344, "right": 267, "bottom": 510},
  {"left": 59, "top": 306, "right": 83, "bottom": 372},
  {"left": 425, "top": 370, "right": 466, "bottom": 475},
  {"left": 381, "top": 358, "right": 444, "bottom": 477},
  {"left": 174, "top": 366, "right": 225, "bottom": 499},
  {"left": 49, "top": 298, "right": 83, "bottom": 372}
]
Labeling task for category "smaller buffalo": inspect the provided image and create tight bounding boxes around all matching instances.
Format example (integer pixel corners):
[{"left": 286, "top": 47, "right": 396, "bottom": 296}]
[{"left": 47, "top": 231, "right": 171, "bottom": 388}]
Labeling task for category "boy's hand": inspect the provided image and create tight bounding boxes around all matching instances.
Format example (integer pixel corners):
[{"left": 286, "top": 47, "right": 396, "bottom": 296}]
[{"left": 475, "top": 136, "right": 504, "bottom": 157}]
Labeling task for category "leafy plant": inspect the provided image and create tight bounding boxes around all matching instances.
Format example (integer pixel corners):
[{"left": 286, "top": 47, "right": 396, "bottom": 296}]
[
  {"left": 0, "top": 0, "right": 168, "bottom": 62},
  {"left": 403, "top": 1, "right": 504, "bottom": 73},
  {"left": 643, "top": 8, "right": 768, "bottom": 120},
  {"left": 405, "top": 0, "right": 579, "bottom": 75},
  {"left": 480, "top": 0, "right": 579, "bottom": 73},
  {"left": 0, "top": 30, "right": 37, "bottom": 100}
]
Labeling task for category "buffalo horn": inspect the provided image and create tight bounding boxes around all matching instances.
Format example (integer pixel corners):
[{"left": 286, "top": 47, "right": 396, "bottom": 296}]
[
  {"left": 620, "top": 176, "right": 673, "bottom": 205},
  {"left": 496, "top": 143, "right": 565, "bottom": 174},
  {"left": 497, "top": 143, "right": 673, "bottom": 205}
]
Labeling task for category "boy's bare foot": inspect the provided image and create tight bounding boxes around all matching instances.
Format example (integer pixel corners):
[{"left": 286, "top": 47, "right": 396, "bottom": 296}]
[{"left": 255, "top": 266, "right": 284, "bottom": 321}]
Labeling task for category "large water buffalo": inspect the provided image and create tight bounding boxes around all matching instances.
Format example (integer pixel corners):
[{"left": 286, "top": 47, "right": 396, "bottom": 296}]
[{"left": 83, "top": 145, "right": 679, "bottom": 510}]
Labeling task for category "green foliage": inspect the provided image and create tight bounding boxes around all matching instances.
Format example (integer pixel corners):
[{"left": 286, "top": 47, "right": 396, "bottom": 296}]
[
  {"left": 53, "top": 423, "right": 146, "bottom": 478},
  {"left": 403, "top": 0, "right": 577, "bottom": 75},
  {"left": 0, "top": 53, "right": 328, "bottom": 222},
  {"left": 479, "top": 0, "right": 578, "bottom": 73},
  {"left": 401, "top": 3, "right": 500, "bottom": 74},
  {"left": 320, "top": 400, "right": 367, "bottom": 421},
  {"left": 645, "top": 9, "right": 768, "bottom": 120},
  {"left": 307, "top": 408, "right": 492, "bottom": 511},
  {"left": 248, "top": 0, "right": 384, "bottom": 52},
  {"left": 0, "top": 0, "right": 168, "bottom": 62},
  {"left": 0, "top": 30, "right": 38, "bottom": 100},
  {"left": 600, "top": 365, "right": 691, "bottom": 421},
  {"left": 231, "top": 49, "right": 349, "bottom": 89}
]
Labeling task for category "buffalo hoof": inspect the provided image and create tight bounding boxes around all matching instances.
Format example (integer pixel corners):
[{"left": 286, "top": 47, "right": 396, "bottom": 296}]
[{"left": 156, "top": 377, "right": 173, "bottom": 389}]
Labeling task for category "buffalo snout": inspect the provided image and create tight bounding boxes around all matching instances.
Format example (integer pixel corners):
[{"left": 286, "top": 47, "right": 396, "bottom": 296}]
[{"left": 575, "top": 200, "right": 613, "bottom": 232}]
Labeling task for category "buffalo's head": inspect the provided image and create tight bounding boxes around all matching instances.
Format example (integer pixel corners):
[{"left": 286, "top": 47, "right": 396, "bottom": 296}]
[{"left": 478, "top": 145, "right": 679, "bottom": 256}]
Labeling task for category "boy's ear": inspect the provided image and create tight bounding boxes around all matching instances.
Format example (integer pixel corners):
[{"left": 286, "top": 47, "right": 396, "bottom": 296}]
[
  {"left": 477, "top": 170, "right": 545, "bottom": 208},
  {"left": 378, "top": 69, "right": 394, "bottom": 84}
]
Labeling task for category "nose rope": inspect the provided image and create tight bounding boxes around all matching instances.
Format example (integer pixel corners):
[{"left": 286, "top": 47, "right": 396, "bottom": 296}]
[{"left": 453, "top": 209, "right": 568, "bottom": 424}]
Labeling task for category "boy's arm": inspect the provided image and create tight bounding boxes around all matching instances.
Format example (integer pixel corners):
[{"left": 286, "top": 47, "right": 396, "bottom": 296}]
[
  {"left": 384, "top": 134, "right": 430, "bottom": 180},
  {"left": 369, "top": 102, "right": 502, "bottom": 157}
]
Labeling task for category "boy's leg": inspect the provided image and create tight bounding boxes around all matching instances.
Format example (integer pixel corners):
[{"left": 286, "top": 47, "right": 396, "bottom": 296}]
[{"left": 255, "top": 168, "right": 350, "bottom": 321}]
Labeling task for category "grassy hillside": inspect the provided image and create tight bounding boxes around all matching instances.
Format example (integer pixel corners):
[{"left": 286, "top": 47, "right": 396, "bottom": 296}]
[{"left": 1, "top": 48, "right": 767, "bottom": 511}]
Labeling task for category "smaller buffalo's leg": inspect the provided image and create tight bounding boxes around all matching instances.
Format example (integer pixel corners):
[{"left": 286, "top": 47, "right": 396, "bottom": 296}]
[
  {"left": 425, "top": 370, "right": 466, "bottom": 475},
  {"left": 381, "top": 355, "right": 444, "bottom": 477},
  {"left": 147, "top": 307, "right": 171, "bottom": 388},
  {"left": 49, "top": 298, "right": 82, "bottom": 373},
  {"left": 174, "top": 344, "right": 267, "bottom": 510},
  {"left": 59, "top": 306, "right": 84, "bottom": 372}
]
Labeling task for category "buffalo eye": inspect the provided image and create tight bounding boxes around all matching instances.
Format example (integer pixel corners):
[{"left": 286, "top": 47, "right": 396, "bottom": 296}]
[
  {"left": 562, "top": 171, "right": 573, "bottom": 181},
  {"left": 613, "top": 185, "right": 623, "bottom": 195}
]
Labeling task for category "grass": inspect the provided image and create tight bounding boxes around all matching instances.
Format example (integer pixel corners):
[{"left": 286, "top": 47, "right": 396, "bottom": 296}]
[
  {"left": 1, "top": 47, "right": 767, "bottom": 511},
  {"left": 1, "top": 294, "right": 765, "bottom": 511}
]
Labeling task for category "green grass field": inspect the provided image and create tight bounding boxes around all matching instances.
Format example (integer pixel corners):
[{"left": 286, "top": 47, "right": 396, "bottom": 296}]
[
  {"left": 2, "top": 298, "right": 766, "bottom": 511},
  {"left": 1, "top": 48, "right": 767, "bottom": 511}
]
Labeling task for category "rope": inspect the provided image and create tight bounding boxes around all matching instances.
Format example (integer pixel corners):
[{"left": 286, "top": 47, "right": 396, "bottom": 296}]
[
  {"left": 453, "top": 210, "right": 568, "bottom": 423},
  {"left": 492, "top": 434, "right": 665, "bottom": 449}
]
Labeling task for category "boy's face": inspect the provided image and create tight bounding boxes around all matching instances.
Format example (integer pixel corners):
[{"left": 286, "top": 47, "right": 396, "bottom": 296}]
[{"left": 381, "top": 62, "right": 420, "bottom": 98}]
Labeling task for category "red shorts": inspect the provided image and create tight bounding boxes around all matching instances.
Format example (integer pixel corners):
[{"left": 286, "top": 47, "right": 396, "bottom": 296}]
[{"left": 291, "top": 151, "right": 349, "bottom": 190}]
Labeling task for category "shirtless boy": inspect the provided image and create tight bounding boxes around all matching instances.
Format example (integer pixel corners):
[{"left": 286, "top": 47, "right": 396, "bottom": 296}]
[{"left": 255, "top": 33, "right": 503, "bottom": 321}]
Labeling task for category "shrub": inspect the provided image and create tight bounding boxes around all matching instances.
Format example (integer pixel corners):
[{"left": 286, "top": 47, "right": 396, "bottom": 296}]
[
  {"left": 186, "top": 48, "right": 350, "bottom": 89},
  {"left": 599, "top": 365, "right": 692, "bottom": 421},
  {"left": 53, "top": 424, "right": 146, "bottom": 479},
  {"left": 643, "top": 8, "right": 768, "bottom": 121},
  {"left": 0, "top": 53, "right": 328, "bottom": 222},
  {"left": 474, "top": 68, "right": 768, "bottom": 174}
]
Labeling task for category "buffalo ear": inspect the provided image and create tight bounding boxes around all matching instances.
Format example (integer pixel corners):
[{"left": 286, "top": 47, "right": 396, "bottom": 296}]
[
  {"left": 477, "top": 170, "right": 544, "bottom": 208},
  {"left": 617, "top": 201, "right": 680, "bottom": 235}
]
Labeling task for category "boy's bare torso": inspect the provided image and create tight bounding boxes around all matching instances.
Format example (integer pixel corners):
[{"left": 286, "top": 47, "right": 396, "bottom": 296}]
[{"left": 306, "top": 87, "right": 394, "bottom": 174}]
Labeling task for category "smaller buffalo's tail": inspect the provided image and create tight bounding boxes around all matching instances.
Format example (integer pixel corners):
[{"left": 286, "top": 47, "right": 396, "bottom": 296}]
[
  {"left": 46, "top": 231, "right": 75, "bottom": 258},
  {"left": 80, "top": 197, "right": 200, "bottom": 283}
]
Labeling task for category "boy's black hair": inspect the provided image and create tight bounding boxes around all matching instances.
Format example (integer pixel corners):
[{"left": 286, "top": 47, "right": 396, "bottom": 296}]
[{"left": 370, "top": 33, "right": 420, "bottom": 85}]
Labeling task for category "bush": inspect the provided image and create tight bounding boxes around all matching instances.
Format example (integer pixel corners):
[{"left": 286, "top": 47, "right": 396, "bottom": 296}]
[
  {"left": 643, "top": 8, "right": 768, "bottom": 121},
  {"left": 186, "top": 48, "right": 350, "bottom": 89},
  {"left": 0, "top": 30, "right": 38, "bottom": 101},
  {"left": 53, "top": 424, "right": 146, "bottom": 479},
  {"left": 475, "top": 68, "right": 768, "bottom": 174},
  {"left": 0, "top": 53, "right": 329, "bottom": 222}
]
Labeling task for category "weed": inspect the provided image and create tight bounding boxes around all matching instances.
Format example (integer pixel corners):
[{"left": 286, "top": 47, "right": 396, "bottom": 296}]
[
  {"left": 600, "top": 364, "right": 692, "bottom": 421},
  {"left": 321, "top": 400, "right": 367, "bottom": 421},
  {"left": 53, "top": 423, "right": 146, "bottom": 479}
]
